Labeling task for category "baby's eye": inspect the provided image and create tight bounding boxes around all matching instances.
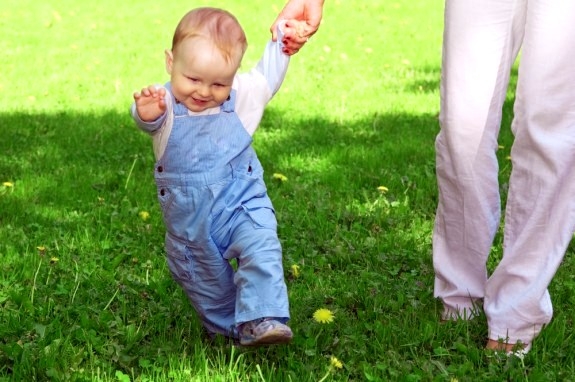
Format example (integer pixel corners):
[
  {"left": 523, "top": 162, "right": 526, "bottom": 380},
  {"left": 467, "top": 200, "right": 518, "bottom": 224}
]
[
  {"left": 187, "top": 77, "right": 199, "bottom": 82},
  {"left": 214, "top": 83, "right": 226, "bottom": 87}
]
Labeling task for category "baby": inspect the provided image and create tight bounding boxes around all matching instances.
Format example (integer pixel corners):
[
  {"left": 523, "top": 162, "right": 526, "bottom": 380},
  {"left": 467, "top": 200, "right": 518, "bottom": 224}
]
[{"left": 130, "top": 7, "right": 294, "bottom": 346}]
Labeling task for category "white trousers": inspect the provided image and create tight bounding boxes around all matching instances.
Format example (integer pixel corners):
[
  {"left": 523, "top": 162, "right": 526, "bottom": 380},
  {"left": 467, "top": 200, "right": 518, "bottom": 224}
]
[{"left": 433, "top": 0, "right": 575, "bottom": 343}]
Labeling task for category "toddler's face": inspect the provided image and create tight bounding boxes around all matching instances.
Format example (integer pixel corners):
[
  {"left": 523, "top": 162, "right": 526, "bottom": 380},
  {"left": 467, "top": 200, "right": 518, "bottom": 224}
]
[{"left": 166, "top": 38, "right": 241, "bottom": 112}]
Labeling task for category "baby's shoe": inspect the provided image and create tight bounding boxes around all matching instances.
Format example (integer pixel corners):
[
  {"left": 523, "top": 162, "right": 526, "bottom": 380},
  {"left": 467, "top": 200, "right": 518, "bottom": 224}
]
[{"left": 239, "top": 317, "right": 293, "bottom": 346}]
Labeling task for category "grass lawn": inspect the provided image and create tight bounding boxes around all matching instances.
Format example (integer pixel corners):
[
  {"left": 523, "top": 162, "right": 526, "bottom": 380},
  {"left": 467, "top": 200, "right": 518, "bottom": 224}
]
[{"left": 2, "top": 0, "right": 575, "bottom": 381}]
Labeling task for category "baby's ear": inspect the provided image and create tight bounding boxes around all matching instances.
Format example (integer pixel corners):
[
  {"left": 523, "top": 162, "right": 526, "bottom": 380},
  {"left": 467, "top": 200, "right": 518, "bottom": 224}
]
[{"left": 165, "top": 49, "right": 174, "bottom": 75}]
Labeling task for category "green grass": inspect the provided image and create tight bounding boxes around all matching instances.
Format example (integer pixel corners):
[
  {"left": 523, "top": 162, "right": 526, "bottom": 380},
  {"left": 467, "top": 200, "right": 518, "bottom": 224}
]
[{"left": 2, "top": 0, "right": 575, "bottom": 381}]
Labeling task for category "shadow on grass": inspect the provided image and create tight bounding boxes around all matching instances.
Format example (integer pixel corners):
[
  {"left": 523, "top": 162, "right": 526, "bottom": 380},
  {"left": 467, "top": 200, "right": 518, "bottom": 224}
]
[
  {"left": 0, "top": 107, "right": 443, "bottom": 229},
  {"left": 0, "top": 107, "right": 442, "bottom": 377},
  {"left": 0, "top": 94, "right": 522, "bottom": 380}
]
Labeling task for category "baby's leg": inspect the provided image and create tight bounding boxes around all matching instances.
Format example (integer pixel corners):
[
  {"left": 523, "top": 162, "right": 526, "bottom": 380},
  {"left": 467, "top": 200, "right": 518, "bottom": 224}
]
[
  {"left": 225, "top": 209, "right": 290, "bottom": 324},
  {"left": 223, "top": 209, "right": 292, "bottom": 346},
  {"left": 164, "top": 234, "right": 237, "bottom": 338}
]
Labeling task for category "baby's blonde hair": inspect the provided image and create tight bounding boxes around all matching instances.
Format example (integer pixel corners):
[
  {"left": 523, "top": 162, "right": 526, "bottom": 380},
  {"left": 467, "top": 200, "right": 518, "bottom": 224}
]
[{"left": 171, "top": 7, "right": 247, "bottom": 63}]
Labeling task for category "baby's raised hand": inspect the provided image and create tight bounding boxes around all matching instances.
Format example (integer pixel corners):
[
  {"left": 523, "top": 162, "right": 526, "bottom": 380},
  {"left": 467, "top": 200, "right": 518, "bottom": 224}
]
[{"left": 133, "top": 85, "right": 167, "bottom": 122}]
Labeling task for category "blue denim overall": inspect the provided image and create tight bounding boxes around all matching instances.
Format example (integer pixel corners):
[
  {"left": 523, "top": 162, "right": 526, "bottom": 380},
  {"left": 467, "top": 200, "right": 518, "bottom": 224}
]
[{"left": 154, "top": 87, "right": 290, "bottom": 337}]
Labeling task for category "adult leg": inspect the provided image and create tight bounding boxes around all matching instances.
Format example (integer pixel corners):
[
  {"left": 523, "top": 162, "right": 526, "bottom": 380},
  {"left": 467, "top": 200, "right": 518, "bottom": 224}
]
[
  {"left": 485, "top": 0, "right": 575, "bottom": 345},
  {"left": 433, "top": 0, "right": 526, "bottom": 319}
]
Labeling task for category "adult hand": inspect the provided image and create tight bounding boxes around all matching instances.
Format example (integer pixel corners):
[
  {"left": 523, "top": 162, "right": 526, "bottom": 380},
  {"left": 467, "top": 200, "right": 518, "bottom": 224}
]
[{"left": 271, "top": 0, "right": 324, "bottom": 55}]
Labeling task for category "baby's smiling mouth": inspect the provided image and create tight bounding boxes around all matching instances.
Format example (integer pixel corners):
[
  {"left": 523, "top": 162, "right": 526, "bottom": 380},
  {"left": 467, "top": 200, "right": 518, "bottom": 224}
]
[{"left": 192, "top": 97, "right": 209, "bottom": 104}]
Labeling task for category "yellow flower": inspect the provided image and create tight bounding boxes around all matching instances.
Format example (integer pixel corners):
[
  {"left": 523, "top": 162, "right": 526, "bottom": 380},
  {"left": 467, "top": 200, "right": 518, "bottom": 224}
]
[
  {"left": 139, "top": 211, "right": 150, "bottom": 221},
  {"left": 272, "top": 173, "right": 288, "bottom": 182},
  {"left": 50, "top": 257, "right": 59, "bottom": 264},
  {"left": 290, "top": 264, "right": 301, "bottom": 278},
  {"left": 3, "top": 182, "right": 14, "bottom": 187},
  {"left": 377, "top": 186, "right": 388, "bottom": 193},
  {"left": 313, "top": 308, "right": 334, "bottom": 324},
  {"left": 330, "top": 356, "right": 343, "bottom": 369}
]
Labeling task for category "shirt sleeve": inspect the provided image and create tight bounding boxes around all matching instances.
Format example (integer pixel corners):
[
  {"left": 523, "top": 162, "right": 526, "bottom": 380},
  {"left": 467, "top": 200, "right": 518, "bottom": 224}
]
[{"left": 235, "top": 24, "right": 290, "bottom": 136}]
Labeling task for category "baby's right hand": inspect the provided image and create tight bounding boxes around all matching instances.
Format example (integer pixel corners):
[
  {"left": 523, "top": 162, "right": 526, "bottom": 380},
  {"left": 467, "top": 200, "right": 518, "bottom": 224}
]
[
  {"left": 281, "top": 19, "right": 312, "bottom": 55},
  {"left": 133, "top": 85, "right": 167, "bottom": 122}
]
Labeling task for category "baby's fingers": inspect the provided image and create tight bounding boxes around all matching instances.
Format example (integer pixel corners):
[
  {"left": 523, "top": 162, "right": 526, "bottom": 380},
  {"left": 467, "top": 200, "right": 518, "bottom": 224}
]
[
  {"left": 134, "top": 85, "right": 165, "bottom": 102},
  {"left": 141, "top": 85, "right": 156, "bottom": 97}
]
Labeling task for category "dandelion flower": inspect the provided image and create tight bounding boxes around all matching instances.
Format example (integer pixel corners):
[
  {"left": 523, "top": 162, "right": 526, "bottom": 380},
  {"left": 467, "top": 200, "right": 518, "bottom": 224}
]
[
  {"left": 290, "top": 264, "right": 301, "bottom": 278},
  {"left": 50, "top": 257, "right": 59, "bottom": 264},
  {"left": 330, "top": 356, "right": 343, "bottom": 369},
  {"left": 139, "top": 211, "right": 150, "bottom": 221},
  {"left": 272, "top": 173, "right": 288, "bottom": 182},
  {"left": 313, "top": 308, "right": 334, "bottom": 324},
  {"left": 377, "top": 186, "right": 388, "bottom": 193},
  {"left": 3, "top": 182, "right": 14, "bottom": 187}
]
